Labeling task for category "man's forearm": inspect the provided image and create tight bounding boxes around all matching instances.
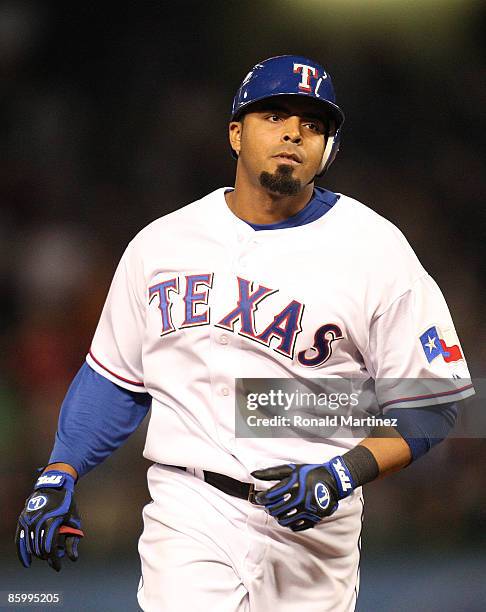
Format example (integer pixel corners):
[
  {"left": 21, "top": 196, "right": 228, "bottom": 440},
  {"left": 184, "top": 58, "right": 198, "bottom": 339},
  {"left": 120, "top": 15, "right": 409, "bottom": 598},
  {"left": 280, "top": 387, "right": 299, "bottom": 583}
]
[{"left": 43, "top": 463, "right": 79, "bottom": 480}]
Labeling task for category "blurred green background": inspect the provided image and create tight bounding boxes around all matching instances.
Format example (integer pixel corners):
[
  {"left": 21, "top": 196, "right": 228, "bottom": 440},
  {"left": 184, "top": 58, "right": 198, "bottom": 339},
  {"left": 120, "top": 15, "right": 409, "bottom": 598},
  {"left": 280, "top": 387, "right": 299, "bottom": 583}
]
[{"left": 1, "top": 1, "right": 485, "bottom": 610}]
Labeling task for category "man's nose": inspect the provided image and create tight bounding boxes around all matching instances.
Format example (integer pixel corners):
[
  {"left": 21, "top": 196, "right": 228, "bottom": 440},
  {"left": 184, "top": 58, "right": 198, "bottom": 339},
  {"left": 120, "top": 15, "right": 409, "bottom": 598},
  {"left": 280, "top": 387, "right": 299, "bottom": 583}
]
[{"left": 281, "top": 116, "right": 302, "bottom": 144}]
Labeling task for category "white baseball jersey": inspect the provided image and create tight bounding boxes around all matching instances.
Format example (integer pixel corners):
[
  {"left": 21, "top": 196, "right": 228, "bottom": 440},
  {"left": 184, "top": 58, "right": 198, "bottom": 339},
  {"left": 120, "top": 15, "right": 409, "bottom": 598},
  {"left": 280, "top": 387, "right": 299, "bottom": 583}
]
[{"left": 86, "top": 187, "right": 473, "bottom": 483}]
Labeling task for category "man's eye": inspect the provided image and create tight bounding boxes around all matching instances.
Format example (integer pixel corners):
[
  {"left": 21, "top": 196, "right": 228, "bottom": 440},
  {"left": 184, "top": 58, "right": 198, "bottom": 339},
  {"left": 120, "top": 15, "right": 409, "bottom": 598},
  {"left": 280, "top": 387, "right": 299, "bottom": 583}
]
[
  {"left": 268, "top": 114, "right": 281, "bottom": 122},
  {"left": 305, "top": 122, "right": 320, "bottom": 132}
]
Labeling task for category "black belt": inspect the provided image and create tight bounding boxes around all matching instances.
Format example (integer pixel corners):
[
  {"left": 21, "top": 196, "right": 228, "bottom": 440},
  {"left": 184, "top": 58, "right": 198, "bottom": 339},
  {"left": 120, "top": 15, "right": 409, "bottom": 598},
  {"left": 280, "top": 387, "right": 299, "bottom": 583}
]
[{"left": 174, "top": 466, "right": 262, "bottom": 504}]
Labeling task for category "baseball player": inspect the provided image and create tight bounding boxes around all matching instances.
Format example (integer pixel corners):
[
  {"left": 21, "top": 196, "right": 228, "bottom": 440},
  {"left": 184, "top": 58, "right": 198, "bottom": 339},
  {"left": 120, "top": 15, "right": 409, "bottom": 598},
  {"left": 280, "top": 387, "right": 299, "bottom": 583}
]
[{"left": 16, "top": 55, "right": 474, "bottom": 611}]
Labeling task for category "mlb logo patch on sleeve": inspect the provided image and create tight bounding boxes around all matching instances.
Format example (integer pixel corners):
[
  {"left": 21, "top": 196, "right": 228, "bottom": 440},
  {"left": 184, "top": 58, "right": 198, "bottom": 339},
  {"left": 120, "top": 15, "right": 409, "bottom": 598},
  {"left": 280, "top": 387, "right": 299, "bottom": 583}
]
[{"left": 420, "top": 326, "right": 463, "bottom": 363}]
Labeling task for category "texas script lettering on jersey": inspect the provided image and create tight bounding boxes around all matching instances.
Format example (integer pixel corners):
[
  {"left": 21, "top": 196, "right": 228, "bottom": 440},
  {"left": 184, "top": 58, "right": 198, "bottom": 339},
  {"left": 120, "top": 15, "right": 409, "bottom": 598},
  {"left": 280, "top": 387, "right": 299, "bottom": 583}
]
[{"left": 148, "top": 274, "right": 342, "bottom": 368}]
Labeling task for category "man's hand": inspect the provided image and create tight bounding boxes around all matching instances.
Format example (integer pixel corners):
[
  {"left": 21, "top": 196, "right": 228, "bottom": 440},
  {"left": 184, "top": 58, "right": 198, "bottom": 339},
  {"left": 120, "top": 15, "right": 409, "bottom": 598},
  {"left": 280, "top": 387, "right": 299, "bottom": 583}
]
[
  {"left": 15, "top": 470, "right": 84, "bottom": 571},
  {"left": 251, "top": 456, "right": 356, "bottom": 532}
]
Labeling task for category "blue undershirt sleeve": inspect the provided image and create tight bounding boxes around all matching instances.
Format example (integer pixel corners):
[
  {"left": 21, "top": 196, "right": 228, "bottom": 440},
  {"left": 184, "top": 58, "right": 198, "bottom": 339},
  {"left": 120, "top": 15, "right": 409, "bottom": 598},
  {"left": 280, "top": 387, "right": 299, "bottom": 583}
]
[
  {"left": 386, "top": 402, "right": 458, "bottom": 461},
  {"left": 48, "top": 362, "right": 151, "bottom": 478}
]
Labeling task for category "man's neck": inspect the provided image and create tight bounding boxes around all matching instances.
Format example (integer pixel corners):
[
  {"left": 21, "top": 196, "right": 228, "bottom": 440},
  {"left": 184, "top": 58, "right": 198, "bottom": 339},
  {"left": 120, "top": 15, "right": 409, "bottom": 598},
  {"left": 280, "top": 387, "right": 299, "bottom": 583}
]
[{"left": 225, "top": 176, "right": 315, "bottom": 225}]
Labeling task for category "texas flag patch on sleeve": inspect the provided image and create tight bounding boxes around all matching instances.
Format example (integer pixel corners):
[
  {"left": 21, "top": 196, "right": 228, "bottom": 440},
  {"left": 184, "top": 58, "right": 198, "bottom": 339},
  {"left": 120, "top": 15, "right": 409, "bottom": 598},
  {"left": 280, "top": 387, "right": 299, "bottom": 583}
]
[{"left": 420, "top": 326, "right": 463, "bottom": 363}]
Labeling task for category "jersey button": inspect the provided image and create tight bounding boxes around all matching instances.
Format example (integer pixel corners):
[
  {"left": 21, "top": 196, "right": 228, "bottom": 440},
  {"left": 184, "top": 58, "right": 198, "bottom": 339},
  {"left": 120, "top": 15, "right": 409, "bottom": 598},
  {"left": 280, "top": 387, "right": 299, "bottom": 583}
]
[
  {"left": 221, "top": 386, "right": 230, "bottom": 396},
  {"left": 219, "top": 334, "right": 229, "bottom": 345}
]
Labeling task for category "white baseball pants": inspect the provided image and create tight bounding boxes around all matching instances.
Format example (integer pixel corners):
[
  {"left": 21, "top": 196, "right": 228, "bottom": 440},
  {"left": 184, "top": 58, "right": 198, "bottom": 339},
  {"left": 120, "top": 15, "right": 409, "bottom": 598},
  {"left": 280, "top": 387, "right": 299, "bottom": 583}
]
[{"left": 137, "top": 463, "right": 363, "bottom": 612}]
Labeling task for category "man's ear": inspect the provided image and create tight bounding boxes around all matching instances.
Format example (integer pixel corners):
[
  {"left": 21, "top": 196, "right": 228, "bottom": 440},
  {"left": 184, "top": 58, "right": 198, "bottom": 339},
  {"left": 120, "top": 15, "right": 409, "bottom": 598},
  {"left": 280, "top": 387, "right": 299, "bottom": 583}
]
[{"left": 228, "top": 121, "right": 242, "bottom": 157}]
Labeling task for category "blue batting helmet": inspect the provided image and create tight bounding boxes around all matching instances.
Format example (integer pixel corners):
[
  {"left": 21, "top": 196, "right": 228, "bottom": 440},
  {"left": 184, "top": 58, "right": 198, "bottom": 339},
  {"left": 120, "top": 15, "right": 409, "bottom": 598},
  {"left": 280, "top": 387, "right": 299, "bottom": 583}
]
[{"left": 230, "top": 55, "right": 345, "bottom": 176}]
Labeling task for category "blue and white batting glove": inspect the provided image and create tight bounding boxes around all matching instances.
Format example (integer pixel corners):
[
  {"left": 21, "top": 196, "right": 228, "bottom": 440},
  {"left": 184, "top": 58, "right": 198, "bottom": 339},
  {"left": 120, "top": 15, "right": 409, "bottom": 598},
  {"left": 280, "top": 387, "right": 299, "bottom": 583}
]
[
  {"left": 251, "top": 456, "right": 357, "bottom": 532},
  {"left": 15, "top": 470, "right": 84, "bottom": 571}
]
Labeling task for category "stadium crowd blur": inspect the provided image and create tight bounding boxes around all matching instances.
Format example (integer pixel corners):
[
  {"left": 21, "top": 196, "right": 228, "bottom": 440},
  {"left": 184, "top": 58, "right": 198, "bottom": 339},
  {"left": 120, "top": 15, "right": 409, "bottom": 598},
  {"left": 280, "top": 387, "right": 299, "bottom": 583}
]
[{"left": 1, "top": 2, "right": 485, "bottom": 564}]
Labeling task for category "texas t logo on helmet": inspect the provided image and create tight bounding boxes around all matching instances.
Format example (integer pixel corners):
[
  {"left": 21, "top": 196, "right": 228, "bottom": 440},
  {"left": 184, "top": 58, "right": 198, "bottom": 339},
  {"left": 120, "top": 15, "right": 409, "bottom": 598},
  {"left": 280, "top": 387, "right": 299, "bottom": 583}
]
[{"left": 293, "top": 63, "right": 319, "bottom": 92}]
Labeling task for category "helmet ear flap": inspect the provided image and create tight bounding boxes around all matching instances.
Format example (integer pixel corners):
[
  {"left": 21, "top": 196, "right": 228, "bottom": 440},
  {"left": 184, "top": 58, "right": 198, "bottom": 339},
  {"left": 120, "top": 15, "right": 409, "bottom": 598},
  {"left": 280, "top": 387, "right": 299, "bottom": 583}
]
[
  {"left": 318, "top": 136, "right": 335, "bottom": 176},
  {"left": 317, "top": 132, "right": 341, "bottom": 177}
]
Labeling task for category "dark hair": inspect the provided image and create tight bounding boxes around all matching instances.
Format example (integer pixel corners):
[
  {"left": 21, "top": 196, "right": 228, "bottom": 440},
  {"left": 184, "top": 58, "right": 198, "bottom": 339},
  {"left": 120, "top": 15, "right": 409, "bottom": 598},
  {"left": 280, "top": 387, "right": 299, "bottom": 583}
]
[{"left": 231, "top": 112, "right": 245, "bottom": 124}]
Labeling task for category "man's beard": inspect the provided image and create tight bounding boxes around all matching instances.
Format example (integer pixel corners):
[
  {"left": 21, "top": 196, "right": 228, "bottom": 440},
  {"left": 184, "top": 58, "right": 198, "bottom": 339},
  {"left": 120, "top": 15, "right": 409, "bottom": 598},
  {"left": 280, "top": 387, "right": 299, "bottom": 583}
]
[{"left": 259, "top": 164, "right": 301, "bottom": 196}]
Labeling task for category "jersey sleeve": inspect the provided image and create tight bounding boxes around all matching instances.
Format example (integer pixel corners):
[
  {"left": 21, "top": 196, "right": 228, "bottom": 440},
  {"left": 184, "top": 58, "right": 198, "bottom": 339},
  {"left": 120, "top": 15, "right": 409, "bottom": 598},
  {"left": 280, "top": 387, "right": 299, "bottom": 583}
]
[
  {"left": 363, "top": 273, "right": 475, "bottom": 411},
  {"left": 86, "top": 240, "right": 147, "bottom": 392}
]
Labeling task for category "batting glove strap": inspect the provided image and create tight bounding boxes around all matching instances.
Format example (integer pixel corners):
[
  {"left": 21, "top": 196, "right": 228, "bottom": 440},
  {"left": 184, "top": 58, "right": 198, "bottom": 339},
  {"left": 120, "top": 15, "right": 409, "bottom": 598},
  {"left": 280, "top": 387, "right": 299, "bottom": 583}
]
[
  {"left": 34, "top": 471, "right": 75, "bottom": 492},
  {"left": 325, "top": 456, "right": 356, "bottom": 499}
]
